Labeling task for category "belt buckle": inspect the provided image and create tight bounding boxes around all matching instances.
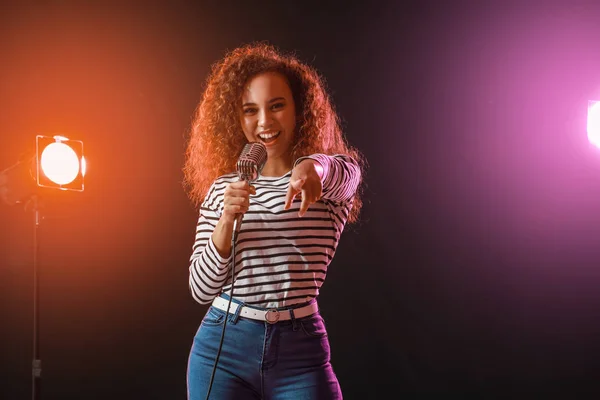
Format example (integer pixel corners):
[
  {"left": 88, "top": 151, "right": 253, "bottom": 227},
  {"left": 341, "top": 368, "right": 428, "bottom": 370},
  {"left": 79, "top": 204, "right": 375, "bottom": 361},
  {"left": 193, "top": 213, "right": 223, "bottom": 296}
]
[{"left": 265, "top": 309, "right": 280, "bottom": 324}]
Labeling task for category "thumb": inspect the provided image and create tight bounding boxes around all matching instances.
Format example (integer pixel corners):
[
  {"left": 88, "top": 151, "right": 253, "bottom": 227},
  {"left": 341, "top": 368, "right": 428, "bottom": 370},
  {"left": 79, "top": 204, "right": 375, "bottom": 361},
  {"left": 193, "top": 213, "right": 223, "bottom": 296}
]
[{"left": 290, "top": 178, "right": 305, "bottom": 191}]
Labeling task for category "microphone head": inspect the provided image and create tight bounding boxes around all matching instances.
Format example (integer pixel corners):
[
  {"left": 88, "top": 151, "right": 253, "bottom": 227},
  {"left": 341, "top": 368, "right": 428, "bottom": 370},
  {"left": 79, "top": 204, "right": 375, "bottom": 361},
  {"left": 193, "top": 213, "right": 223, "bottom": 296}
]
[{"left": 236, "top": 142, "right": 267, "bottom": 182}]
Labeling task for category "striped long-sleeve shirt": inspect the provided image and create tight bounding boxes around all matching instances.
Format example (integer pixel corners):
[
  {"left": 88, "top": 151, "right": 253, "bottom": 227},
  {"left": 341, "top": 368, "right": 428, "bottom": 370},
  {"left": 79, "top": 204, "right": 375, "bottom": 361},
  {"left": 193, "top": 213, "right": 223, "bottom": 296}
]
[{"left": 188, "top": 153, "right": 361, "bottom": 309}]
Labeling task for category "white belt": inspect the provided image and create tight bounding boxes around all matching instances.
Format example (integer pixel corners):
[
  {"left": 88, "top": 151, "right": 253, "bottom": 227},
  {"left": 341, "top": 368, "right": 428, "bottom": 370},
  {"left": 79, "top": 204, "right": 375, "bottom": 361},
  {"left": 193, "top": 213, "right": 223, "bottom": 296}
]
[{"left": 211, "top": 296, "right": 319, "bottom": 324}]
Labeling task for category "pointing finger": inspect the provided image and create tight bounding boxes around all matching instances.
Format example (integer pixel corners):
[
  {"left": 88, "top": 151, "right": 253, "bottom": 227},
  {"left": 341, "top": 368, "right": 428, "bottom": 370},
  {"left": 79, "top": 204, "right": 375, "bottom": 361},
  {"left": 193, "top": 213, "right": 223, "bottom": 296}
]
[{"left": 299, "top": 192, "right": 311, "bottom": 217}]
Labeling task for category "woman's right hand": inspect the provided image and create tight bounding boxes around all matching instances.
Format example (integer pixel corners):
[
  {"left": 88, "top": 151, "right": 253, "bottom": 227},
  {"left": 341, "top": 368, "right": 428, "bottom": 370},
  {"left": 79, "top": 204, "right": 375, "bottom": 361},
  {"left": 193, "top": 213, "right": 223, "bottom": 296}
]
[{"left": 221, "top": 180, "right": 256, "bottom": 224}]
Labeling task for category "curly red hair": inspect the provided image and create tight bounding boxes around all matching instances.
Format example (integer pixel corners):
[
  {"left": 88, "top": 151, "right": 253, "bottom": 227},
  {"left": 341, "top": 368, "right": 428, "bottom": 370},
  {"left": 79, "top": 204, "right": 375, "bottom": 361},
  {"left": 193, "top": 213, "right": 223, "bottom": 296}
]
[{"left": 183, "top": 42, "right": 365, "bottom": 223}]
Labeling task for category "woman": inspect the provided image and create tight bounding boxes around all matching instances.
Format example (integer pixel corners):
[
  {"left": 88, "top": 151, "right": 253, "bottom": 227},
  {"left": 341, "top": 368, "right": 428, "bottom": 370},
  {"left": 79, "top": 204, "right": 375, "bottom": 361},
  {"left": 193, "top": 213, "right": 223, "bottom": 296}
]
[{"left": 183, "top": 42, "right": 365, "bottom": 400}]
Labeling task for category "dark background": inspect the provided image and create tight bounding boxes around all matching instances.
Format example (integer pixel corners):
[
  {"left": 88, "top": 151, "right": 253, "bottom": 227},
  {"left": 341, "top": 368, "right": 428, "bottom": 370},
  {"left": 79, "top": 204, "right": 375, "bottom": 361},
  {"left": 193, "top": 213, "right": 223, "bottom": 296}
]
[{"left": 2, "top": 0, "right": 600, "bottom": 398}]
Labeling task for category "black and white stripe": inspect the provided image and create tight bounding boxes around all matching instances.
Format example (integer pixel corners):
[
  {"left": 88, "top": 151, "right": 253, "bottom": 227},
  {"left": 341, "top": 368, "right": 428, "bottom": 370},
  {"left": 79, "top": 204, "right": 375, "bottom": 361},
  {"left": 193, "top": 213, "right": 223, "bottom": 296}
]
[{"left": 188, "top": 154, "right": 361, "bottom": 308}]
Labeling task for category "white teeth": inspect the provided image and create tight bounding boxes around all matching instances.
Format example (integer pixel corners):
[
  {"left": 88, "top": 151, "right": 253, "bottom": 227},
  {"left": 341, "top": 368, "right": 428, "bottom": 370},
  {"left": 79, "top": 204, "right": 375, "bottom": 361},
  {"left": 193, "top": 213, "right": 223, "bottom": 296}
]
[{"left": 259, "top": 131, "right": 279, "bottom": 139}]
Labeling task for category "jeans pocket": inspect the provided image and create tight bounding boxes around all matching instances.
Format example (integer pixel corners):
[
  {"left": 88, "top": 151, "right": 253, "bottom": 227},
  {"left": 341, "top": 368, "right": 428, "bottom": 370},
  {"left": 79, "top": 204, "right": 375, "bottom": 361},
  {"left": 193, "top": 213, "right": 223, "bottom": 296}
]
[
  {"left": 300, "top": 313, "right": 328, "bottom": 338},
  {"left": 200, "top": 306, "right": 225, "bottom": 327}
]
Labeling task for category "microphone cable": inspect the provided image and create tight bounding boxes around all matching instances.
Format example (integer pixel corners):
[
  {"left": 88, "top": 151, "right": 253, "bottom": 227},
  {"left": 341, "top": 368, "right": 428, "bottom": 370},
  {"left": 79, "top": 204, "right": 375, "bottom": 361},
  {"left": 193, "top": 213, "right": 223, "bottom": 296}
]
[
  {"left": 204, "top": 226, "right": 241, "bottom": 400},
  {"left": 204, "top": 141, "right": 266, "bottom": 400}
]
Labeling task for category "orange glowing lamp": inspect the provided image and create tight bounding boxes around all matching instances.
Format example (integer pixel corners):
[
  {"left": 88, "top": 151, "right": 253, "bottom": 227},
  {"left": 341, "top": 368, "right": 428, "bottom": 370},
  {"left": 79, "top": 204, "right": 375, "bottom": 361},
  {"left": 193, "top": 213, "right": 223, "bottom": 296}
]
[{"left": 36, "top": 135, "right": 85, "bottom": 191}]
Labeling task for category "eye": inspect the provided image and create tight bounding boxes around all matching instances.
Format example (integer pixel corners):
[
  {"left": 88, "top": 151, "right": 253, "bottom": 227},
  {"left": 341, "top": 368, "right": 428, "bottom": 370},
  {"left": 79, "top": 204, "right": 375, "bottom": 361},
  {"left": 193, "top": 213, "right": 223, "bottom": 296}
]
[
  {"left": 243, "top": 107, "right": 257, "bottom": 115},
  {"left": 271, "top": 102, "right": 285, "bottom": 111}
]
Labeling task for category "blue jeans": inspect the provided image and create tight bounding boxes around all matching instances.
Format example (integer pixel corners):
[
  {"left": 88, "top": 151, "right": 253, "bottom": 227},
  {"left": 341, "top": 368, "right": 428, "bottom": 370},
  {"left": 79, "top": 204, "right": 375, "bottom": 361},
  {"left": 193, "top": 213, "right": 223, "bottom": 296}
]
[{"left": 187, "top": 297, "right": 343, "bottom": 399}]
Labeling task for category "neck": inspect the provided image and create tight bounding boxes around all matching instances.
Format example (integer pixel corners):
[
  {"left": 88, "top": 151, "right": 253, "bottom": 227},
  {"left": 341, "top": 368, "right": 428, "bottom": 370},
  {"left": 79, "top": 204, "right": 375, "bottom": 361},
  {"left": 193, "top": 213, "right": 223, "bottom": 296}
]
[{"left": 261, "top": 155, "right": 292, "bottom": 177}]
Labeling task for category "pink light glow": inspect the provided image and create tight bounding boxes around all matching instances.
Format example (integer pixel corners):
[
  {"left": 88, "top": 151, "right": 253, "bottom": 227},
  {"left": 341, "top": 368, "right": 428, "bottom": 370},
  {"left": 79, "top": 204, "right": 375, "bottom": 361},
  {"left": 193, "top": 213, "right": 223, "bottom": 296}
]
[{"left": 587, "top": 100, "right": 600, "bottom": 148}]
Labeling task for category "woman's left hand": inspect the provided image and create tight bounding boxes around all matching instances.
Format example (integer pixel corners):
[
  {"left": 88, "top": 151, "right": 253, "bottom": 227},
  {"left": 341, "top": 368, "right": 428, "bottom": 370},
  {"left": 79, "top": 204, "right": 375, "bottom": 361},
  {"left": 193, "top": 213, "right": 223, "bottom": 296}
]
[{"left": 284, "top": 159, "right": 323, "bottom": 217}]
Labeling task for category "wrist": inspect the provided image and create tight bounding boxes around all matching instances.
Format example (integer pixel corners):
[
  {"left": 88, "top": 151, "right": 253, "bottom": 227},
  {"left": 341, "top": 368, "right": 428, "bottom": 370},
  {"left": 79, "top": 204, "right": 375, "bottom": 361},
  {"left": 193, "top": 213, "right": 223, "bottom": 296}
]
[{"left": 219, "top": 214, "right": 236, "bottom": 226}]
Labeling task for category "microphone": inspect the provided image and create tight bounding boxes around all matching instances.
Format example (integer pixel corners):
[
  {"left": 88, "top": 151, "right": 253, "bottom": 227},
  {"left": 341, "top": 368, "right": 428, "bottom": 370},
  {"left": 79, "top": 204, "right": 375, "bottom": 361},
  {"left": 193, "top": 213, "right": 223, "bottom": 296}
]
[{"left": 233, "top": 141, "right": 267, "bottom": 236}]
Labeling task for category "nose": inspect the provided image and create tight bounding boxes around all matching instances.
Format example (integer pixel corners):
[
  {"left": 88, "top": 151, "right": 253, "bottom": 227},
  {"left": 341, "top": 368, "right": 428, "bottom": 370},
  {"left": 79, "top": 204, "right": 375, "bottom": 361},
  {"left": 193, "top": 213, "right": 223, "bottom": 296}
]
[{"left": 258, "top": 108, "right": 272, "bottom": 128}]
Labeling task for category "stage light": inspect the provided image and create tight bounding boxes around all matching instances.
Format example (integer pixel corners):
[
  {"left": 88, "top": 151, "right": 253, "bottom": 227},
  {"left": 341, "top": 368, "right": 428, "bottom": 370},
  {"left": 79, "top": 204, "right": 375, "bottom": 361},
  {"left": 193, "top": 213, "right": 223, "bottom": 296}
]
[
  {"left": 36, "top": 135, "right": 85, "bottom": 191},
  {"left": 0, "top": 135, "right": 86, "bottom": 206},
  {"left": 587, "top": 100, "right": 600, "bottom": 149}
]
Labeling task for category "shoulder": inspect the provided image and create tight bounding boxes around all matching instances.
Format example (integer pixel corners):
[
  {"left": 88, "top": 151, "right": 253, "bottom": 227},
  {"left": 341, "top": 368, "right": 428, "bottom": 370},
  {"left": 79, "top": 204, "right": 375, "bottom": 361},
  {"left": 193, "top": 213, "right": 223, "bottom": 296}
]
[
  {"left": 202, "top": 172, "right": 238, "bottom": 207},
  {"left": 214, "top": 172, "right": 238, "bottom": 185}
]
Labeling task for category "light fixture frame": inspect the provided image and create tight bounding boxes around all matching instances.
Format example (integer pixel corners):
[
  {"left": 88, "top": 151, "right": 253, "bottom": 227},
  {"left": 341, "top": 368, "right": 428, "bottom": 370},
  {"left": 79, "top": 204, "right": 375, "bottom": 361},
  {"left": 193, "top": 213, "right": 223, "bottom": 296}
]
[{"left": 35, "top": 135, "right": 85, "bottom": 192}]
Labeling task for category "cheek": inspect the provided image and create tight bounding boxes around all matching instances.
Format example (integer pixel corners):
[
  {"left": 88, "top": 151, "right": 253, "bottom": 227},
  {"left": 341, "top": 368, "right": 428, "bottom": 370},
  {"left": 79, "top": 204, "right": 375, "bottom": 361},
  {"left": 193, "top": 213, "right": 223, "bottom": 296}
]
[
  {"left": 285, "top": 115, "right": 296, "bottom": 135},
  {"left": 240, "top": 118, "right": 253, "bottom": 138}
]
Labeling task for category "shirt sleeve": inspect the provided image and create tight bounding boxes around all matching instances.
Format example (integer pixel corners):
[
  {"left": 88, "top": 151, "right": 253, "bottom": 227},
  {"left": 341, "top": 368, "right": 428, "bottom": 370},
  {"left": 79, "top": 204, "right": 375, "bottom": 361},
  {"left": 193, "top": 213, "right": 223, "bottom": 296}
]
[
  {"left": 188, "top": 181, "right": 233, "bottom": 305},
  {"left": 294, "top": 153, "right": 361, "bottom": 204}
]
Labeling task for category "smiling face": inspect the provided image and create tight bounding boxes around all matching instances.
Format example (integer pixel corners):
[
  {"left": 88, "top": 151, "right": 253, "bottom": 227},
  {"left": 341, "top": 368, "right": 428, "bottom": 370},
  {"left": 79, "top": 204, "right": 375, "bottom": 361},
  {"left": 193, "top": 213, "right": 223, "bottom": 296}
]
[{"left": 240, "top": 72, "right": 296, "bottom": 176}]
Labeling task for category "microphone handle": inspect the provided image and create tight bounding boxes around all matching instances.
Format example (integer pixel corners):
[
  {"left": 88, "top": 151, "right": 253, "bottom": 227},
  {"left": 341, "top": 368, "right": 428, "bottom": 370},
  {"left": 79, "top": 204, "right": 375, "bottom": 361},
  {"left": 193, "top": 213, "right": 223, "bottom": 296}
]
[{"left": 231, "top": 172, "right": 256, "bottom": 240}]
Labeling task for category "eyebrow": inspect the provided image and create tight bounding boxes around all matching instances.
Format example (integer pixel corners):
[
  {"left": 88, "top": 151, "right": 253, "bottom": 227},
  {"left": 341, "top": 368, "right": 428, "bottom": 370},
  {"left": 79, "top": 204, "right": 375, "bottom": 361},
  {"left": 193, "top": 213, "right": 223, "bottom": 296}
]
[{"left": 242, "top": 97, "right": 286, "bottom": 107}]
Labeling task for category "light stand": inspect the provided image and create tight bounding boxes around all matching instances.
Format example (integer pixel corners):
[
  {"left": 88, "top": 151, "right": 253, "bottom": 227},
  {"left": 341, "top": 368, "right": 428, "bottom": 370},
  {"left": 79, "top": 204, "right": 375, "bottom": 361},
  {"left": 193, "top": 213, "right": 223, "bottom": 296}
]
[
  {"left": 0, "top": 135, "right": 85, "bottom": 400},
  {"left": 30, "top": 194, "right": 42, "bottom": 400}
]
